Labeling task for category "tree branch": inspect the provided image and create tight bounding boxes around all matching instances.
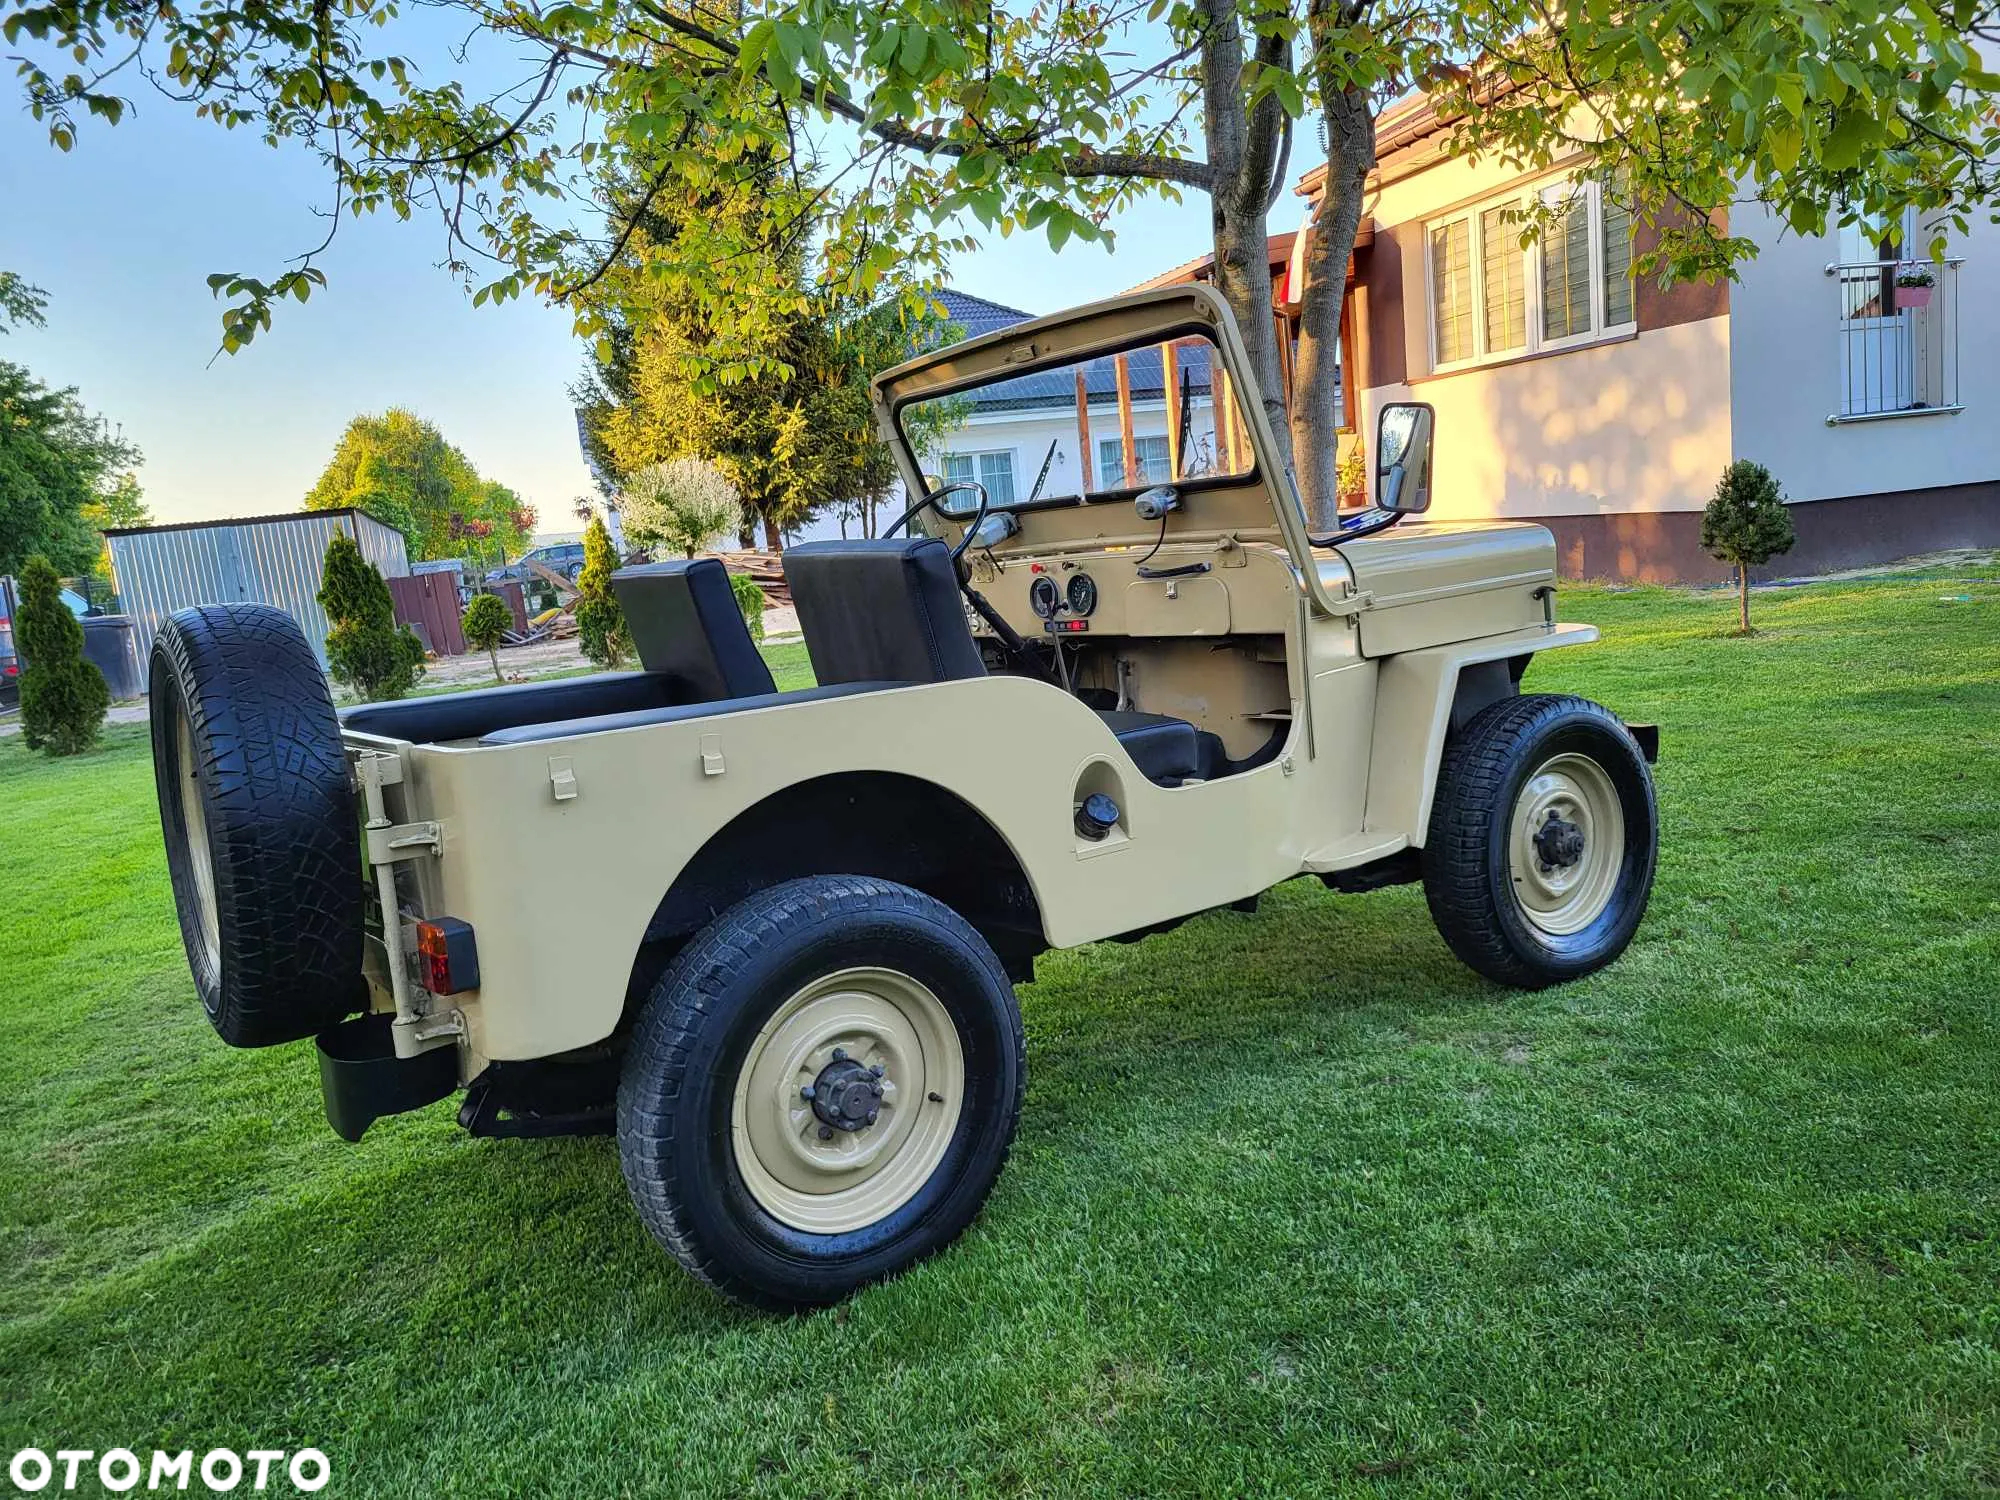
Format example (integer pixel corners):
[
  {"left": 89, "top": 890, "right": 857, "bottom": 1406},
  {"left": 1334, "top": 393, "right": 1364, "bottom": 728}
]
[{"left": 1061, "top": 148, "right": 1214, "bottom": 188}]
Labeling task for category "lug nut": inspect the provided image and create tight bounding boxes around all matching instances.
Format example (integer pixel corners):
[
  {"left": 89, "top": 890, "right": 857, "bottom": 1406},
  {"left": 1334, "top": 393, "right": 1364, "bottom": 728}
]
[
  {"left": 871, "top": 1082, "right": 884, "bottom": 1097},
  {"left": 832, "top": 1047, "right": 847, "bottom": 1062},
  {"left": 799, "top": 1084, "right": 816, "bottom": 1100},
  {"left": 870, "top": 1063, "right": 885, "bottom": 1078},
  {"left": 817, "top": 1124, "right": 835, "bottom": 1141}
]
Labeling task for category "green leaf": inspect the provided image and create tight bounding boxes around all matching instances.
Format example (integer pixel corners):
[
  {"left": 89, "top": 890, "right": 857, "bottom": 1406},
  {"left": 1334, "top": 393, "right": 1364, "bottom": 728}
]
[
  {"left": 1821, "top": 110, "right": 1877, "bottom": 170},
  {"left": 1768, "top": 123, "right": 1802, "bottom": 172}
]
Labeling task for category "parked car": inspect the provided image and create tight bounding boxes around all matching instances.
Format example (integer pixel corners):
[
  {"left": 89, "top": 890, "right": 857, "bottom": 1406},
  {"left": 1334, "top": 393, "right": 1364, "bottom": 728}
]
[
  {"left": 485, "top": 542, "right": 586, "bottom": 586},
  {"left": 146, "top": 286, "right": 1659, "bottom": 1311}
]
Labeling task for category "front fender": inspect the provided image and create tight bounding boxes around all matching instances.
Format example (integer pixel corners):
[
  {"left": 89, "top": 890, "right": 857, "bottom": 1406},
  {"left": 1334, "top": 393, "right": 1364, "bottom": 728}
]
[{"left": 1361, "top": 622, "right": 1599, "bottom": 846}]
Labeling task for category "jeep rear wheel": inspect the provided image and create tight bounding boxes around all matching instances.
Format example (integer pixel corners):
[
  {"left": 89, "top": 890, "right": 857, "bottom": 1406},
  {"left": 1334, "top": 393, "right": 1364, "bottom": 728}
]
[
  {"left": 1422, "top": 693, "right": 1657, "bottom": 989},
  {"left": 150, "top": 605, "right": 366, "bottom": 1047},
  {"left": 618, "top": 876, "right": 1024, "bottom": 1310}
]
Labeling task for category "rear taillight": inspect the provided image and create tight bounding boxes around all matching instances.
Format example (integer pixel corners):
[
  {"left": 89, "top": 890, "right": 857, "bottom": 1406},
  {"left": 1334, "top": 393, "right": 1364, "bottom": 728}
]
[{"left": 415, "top": 918, "right": 481, "bottom": 995}]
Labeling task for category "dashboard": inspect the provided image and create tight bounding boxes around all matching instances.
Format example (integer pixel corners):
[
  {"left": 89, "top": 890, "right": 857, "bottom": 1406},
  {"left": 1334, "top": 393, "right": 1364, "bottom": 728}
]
[{"left": 968, "top": 541, "right": 1296, "bottom": 643}]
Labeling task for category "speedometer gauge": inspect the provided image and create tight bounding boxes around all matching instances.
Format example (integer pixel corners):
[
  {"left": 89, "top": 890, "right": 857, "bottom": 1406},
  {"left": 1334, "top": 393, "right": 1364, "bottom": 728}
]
[
  {"left": 1030, "top": 575, "right": 1062, "bottom": 619},
  {"left": 1066, "top": 573, "right": 1098, "bottom": 617}
]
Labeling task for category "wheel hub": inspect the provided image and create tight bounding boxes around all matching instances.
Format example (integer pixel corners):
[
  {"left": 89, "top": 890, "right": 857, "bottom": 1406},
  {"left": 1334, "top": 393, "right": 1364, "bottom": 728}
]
[
  {"left": 730, "top": 967, "right": 965, "bottom": 1234},
  {"left": 1507, "top": 753, "right": 1626, "bottom": 938},
  {"left": 1533, "top": 809, "right": 1586, "bottom": 870},
  {"left": 802, "top": 1049, "right": 885, "bottom": 1135}
]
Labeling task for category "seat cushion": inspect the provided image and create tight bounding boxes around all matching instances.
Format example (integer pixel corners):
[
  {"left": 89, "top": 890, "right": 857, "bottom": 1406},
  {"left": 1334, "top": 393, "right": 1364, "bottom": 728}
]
[
  {"left": 342, "top": 671, "right": 682, "bottom": 744},
  {"left": 612, "top": 558, "right": 775, "bottom": 700},
  {"left": 784, "top": 538, "right": 987, "bottom": 685},
  {"left": 1098, "top": 710, "right": 1202, "bottom": 786},
  {"left": 478, "top": 682, "right": 906, "bottom": 746}
]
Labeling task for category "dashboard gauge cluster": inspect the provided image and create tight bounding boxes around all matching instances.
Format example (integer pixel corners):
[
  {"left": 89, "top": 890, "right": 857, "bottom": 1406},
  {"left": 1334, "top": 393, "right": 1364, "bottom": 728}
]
[{"left": 1030, "top": 568, "right": 1100, "bottom": 634}]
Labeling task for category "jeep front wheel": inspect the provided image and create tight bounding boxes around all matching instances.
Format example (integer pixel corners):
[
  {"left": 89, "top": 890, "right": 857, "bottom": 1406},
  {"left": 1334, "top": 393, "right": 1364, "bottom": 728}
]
[
  {"left": 1422, "top": 693, "right": 1657, "bottom": 989},
  {"left": 617, "top": 876, "right": 1025, "bottom": 1310}
]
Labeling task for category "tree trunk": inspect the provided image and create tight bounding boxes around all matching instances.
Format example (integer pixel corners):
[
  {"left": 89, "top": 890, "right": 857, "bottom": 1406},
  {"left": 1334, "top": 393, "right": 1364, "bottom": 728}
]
[
  {"left": 1738, "top": 564, "right": 1751, "bottom": 633},
  {"left": 762, "top": 513, "right": 783, "bottom": 553},
  {"left": 1195, "top": 0, "right": 1292, "bottom": 476},
  {"left": 1292, "top": 40, "right": 1377, "bottom": 530},
  {"left": 488, "top": 645, "right": 502, "bottom": 684},
  {"left": 737, "top": 511, "right": 756, "bottom": 549}
]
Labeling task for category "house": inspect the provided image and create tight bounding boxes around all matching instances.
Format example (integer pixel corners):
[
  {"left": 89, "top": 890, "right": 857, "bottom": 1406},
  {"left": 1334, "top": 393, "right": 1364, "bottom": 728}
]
[
  {"left": 902, "top": 289, "right": 1242, "bottom": 504},
  {"left": 1296, "top": 93, "right": 2000, "bottom": 581}
]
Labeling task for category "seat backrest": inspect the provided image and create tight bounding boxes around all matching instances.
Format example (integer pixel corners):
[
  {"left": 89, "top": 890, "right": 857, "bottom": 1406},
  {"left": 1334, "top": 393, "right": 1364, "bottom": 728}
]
[
  {"left": 611, "top": 559, "right": 775, "bottom": 700},
  {"left": 783, "top": 538, "right": 987, "bottom": 686}
]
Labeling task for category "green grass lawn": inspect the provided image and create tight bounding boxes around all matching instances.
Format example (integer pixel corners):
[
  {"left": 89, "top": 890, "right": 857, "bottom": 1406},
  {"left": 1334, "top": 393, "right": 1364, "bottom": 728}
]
[{"left": 2, "top": 576, "right": 1997, "bottom": 1497}]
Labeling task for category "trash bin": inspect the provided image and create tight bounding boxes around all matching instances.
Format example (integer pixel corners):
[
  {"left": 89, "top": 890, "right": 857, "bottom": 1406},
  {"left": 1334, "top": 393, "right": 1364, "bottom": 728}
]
[{"left": 81, "top": 615, "right": 143, "bottom": 701}]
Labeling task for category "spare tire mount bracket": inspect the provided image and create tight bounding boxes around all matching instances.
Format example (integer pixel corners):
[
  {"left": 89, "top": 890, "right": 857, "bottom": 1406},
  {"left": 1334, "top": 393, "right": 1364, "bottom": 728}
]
[{"left": 354, "top": 750, "right": 457, "bottom": 1058}]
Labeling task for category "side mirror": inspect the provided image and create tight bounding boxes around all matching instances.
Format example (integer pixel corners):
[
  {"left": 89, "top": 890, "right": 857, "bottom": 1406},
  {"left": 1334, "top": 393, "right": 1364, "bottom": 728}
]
[{"left": 1375, "top": 402, "right": 1435, "bottom": 514}]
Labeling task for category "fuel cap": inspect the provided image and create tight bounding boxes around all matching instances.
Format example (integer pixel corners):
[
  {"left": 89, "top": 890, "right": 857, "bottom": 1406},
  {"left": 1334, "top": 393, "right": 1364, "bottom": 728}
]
[{"left": 1074, "top": 792, "right": 1120, "bottom": 841}]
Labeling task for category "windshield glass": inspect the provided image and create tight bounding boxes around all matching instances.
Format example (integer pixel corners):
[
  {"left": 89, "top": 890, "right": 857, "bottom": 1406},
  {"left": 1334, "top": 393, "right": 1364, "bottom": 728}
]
[{"left": 896, "top": 333, "right": 1256, "bottom": 516}]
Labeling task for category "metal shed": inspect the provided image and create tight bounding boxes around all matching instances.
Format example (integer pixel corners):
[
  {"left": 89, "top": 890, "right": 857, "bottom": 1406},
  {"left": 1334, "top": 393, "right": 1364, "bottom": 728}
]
[{"left": 106, "top": 508, "right": 411, "bottom": 673}]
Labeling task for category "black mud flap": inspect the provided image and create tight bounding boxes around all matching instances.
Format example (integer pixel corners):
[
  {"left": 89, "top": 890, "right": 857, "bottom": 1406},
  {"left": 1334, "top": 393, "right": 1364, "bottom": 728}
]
[
  {"left": 1625, "top": 722, "right": 1660, "bottom": 763},
  {"left": 317, "top": 1014, "right": 458, "bottom": 1142}
]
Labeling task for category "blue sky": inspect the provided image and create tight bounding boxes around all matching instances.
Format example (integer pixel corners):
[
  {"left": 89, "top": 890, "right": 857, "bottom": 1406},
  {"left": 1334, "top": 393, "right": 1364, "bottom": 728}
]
[{"left": 1, "top": 81, "right": 1244, "bottom": 536}]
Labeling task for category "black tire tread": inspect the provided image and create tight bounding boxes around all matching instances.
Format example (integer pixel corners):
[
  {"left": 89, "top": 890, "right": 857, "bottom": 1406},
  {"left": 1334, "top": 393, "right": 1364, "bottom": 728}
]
[
  {"left": 151, "top": 604, "right": 363, "bottom": 1046},
  {"left": 617, "top": 875, "right": 1025, "bottom": 1310},
  {"left": 1422, "top": 692, "right": 1656, "bottom": 990}
]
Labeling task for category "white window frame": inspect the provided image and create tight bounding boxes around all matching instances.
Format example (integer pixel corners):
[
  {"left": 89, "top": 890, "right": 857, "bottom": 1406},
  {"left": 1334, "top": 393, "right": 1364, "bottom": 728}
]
[
  {"left": 1425, "top": 176, "right": 1637, "bottom": 374},
  {"left": 942, "top": 449, "right": 1017, "bottom": 504},
  {"left": 1097, "top": 433, "right": 1171, "bottom": 490}
]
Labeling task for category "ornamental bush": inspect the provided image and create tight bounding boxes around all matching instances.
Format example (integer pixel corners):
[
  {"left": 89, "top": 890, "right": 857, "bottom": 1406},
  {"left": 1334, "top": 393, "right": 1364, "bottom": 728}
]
[
  {"left": 1699, "top": 460, "right": 1795, "bottom": 635},
  {"left": 573, "top": 514, "right": 628, "bottom": 668},
  {"left": 730, "top": 571, "right": 766, "bottom": 643},
  {"left": 461, "top": 591, "right": 512, "bottom": 683},
  {"left": 621, "top": 458, "right": 743, "bottom": 559},
  {"left": 16, "top": 553, "right": 108, "bottom": 755},
  {"left": 319, "top": 531, "right": 424, "bottom": 699}
]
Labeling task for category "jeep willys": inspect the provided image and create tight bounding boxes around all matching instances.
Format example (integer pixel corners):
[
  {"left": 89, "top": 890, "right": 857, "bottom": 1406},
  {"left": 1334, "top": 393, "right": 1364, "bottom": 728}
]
[{"left": 150, "top": 286, "right": 1658, "bottom": 1309}]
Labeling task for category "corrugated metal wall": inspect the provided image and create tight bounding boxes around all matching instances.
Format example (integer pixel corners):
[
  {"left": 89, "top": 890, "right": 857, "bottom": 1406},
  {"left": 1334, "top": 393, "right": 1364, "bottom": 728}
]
[{"left": 108, "top": 509, "right": 411, "bottom": 672}]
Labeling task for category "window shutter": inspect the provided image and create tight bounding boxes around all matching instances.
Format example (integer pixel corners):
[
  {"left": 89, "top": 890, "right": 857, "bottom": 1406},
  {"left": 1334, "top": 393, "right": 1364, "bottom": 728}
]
[
  {"left": 1480, "top": 205, "right": 1526, "bottom": 353},
  {"left": 1602, "top": 189, "right": 1634, "bottom": 326},
  {"left": 1430, "top": 219, "right": 1474, "bottom": 364},
  {"left": 1541, "top": 196, "right": 1592, "bottom": 341}
]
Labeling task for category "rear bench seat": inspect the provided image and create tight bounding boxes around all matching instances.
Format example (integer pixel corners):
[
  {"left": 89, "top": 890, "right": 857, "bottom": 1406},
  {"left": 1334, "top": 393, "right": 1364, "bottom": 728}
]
[
  {"left": 476, "top": 681, "right": 898, "bottom": 745},
  {"left": 340, "top": 558, "right": 790, "bottom": 745}
]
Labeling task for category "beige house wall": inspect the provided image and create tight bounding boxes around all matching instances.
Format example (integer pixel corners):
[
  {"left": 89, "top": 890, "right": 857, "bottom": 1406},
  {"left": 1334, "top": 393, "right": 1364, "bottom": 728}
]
[{"left": 1351, "top": 139, "right": 1733, "bottom": 525}]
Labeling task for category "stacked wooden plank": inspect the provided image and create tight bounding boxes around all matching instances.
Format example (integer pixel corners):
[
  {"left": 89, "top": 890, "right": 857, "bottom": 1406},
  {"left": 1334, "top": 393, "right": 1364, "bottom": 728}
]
[{"left": 705, "top": 549, "right": 791, "bottom": 607}]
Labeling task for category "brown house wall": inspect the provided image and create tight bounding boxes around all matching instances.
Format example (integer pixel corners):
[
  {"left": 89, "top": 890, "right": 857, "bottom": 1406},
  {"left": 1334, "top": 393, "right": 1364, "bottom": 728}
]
[
  {"left": 1632, "top": 210, "right": 1731, "bottom": 331},
  {"left": 1544, "top": 480, "right": 2000, "bottom": 584}
]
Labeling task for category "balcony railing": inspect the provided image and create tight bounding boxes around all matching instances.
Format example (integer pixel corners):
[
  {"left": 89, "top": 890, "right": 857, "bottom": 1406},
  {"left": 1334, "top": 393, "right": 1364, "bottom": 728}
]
[{"left": 1824, "top": 258, "right": 1964, "bottom": 424}]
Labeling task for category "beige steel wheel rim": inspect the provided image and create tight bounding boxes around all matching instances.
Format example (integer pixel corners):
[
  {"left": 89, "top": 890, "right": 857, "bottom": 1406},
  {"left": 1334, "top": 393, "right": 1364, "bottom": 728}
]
[
  {"left": 175, "top": 706, "right": 221, "bottom": 975},
  {"left": 730, "top": 966, "right": 965, "bottom": 1234},
  {"left": 1507, "top": 751, "right": 1624, "bottom": 938}
]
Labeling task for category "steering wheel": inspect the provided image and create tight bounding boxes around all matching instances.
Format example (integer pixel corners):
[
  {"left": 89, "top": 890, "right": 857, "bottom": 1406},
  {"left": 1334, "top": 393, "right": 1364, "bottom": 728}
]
[{"left": 883, "top": 479, "right": 991, "bottom": 562}]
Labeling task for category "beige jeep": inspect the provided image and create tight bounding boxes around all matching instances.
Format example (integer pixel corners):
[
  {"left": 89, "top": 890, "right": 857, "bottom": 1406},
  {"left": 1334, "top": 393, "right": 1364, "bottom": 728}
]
[{"left": 148, "top": 286, "right": 1658, "bottom": 1309}]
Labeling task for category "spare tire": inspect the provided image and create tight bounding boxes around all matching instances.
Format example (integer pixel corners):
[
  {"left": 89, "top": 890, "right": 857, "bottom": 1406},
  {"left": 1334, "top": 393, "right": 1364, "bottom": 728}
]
[{"left": 150, "top": 605, "right": 365, "bottom": 1047}]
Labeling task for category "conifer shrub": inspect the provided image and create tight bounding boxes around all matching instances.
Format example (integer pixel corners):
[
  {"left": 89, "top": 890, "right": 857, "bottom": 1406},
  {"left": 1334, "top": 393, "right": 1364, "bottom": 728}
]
[
  {"left": 573, "top": 515, "right": 628, "bottom": 669},
  {"left": 16, "top": 553, "right": 109, "bottom": 755},
  {"left": 319, "top": 531, "right": 425, "bottom": 699},
  {"left": 1700, "top": 461, "right": 1795, "bottom": 634}
]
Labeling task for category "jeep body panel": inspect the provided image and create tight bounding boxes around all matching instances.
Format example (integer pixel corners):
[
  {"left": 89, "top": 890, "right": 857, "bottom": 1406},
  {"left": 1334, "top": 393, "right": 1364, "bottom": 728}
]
[{"left": 338, "top": 286, "right": 1602, "bottom": 1085}]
